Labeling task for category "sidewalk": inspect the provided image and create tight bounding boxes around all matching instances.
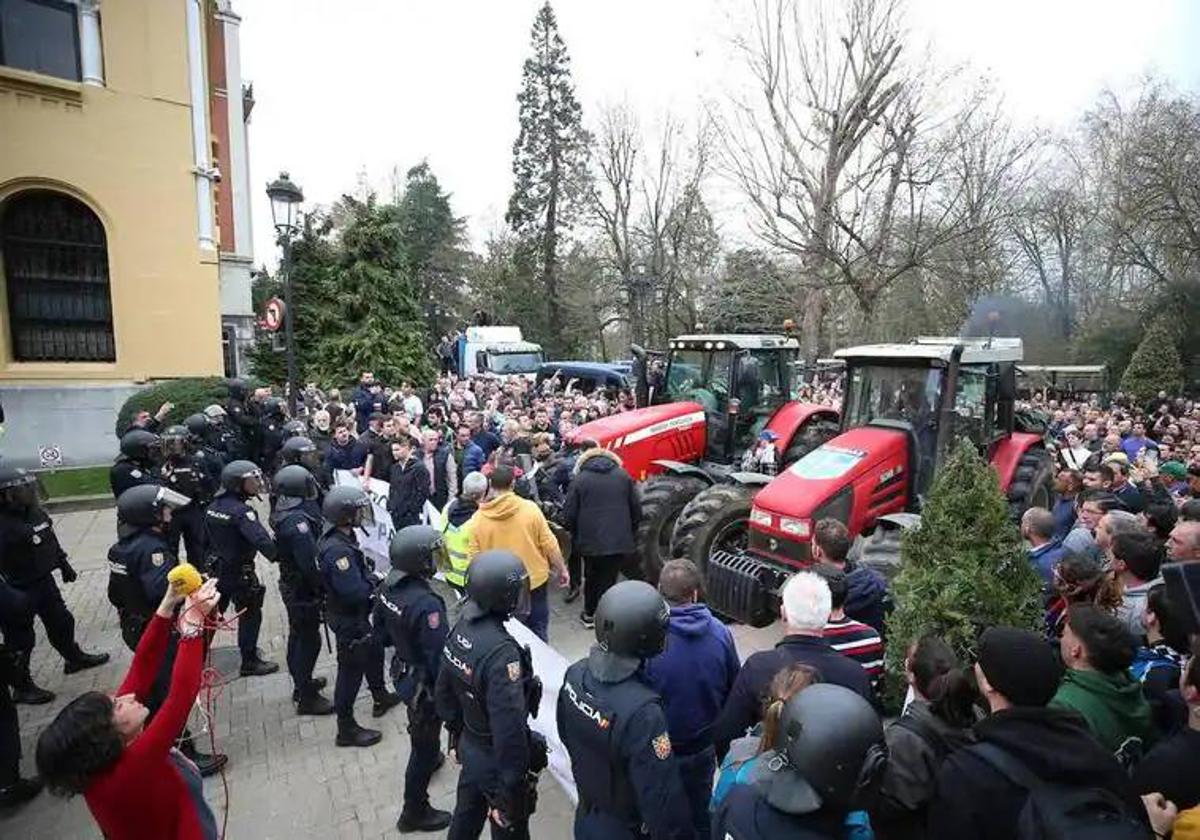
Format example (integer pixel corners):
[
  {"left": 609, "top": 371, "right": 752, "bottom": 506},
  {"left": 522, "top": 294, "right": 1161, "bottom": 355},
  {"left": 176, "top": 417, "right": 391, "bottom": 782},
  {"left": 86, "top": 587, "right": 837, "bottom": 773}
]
[{"left": 4, "top": 506, "right": 786, "bottom": 838}]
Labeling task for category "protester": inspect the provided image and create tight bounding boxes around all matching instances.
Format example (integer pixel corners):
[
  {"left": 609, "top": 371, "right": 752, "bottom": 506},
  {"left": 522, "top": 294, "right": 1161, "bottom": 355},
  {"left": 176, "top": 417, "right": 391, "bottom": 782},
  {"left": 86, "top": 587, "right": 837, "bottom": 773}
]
[
  {"left": 439, "top": 471, "right": 487, "bottom": 597},
  {"left": 1132, "top": 583, "right": 1190, "bottom": 734},
  {"left": 1132, "top": 644, "right": 1200, "bottom": 811},
  {"left": 816, "top": 565, "right": 884, "bottom": 694},
  {"left": 644, "top": 559, "right": 741, "bottom": 840},
  {"left": 1110, "top": 528, "right": 1164, "bottom": 638},
  {"left": 1167, "top": 519, "right": 1200, "bottom": 562},
  {"left": 1021, "top": 506, "right": 1066, "bottom": 589},
  {"left": 811, "top": 517, "right": 887, "bottom": 633},
  {"left": 1044, "top": 550, "right": 1123, "bottom": 638},
  {"left": 324, "top": 422, "right": 367, "bottom": 474},
  {"left": 1051, "top": 469, "right": 1082, "bottom": 539},
  {"left": 420, "top": 429, "right": 457, "bottom": 510},
  {"left": 387, "top": 438, "right": 430, "bottom": 530}
]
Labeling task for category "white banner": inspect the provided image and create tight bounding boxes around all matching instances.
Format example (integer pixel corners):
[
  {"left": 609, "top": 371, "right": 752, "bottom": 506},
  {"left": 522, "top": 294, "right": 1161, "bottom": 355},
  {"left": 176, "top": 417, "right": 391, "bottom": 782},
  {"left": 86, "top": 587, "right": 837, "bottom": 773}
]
[
  {"left": 333, "top": 470, "right": 394, "bottom": 569},
  {"left": 505, "top": 618, "right": 578, "bottom": 805}
]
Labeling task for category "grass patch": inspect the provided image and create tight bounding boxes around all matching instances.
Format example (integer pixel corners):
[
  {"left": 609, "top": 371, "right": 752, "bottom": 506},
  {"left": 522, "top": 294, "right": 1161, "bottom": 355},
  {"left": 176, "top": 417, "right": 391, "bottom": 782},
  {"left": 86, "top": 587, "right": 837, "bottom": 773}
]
[{"left": 37, "top": 466, "right": 111, "bottom": 499}]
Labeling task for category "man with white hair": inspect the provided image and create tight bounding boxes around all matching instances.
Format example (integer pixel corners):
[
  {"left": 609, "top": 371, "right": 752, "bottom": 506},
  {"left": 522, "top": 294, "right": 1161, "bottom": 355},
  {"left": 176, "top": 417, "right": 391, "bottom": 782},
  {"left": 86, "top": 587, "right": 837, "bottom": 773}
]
[{"left": 710, "top": 570, "right": 873, "bottom": 759}]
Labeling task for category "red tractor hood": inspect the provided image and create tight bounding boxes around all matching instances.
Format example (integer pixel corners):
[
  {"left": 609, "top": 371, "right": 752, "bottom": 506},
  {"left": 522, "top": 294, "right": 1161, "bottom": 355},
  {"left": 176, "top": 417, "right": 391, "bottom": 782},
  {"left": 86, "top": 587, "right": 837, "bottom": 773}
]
[
  {"left": 571, "top": 402, "right": 708, "bottom": 480},
  {"left": 751, "top": 425, "right": 911, "bottom": 559}
]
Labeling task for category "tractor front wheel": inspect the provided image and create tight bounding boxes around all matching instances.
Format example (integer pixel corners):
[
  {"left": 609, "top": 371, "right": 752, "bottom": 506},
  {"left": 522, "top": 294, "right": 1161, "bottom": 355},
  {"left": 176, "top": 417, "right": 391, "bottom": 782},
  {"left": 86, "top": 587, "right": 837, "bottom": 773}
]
[
  {"left": 635, "top": 475, "right": 708, "bottom": 584},
  {"left": 671, "top": 483, "right": 759, "bottom": 575},
  {"left": 1006, "top": 447, "right": 1055, "bottom": 521}
]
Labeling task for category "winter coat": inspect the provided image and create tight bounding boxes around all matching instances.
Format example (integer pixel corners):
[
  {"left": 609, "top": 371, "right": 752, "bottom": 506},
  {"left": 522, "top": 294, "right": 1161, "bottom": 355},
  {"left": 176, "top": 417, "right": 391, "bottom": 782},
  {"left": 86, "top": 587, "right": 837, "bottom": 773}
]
[
  {"left": 928, "top": 706, "right": 1145, "bottom": 840},
  {"left": 458, "top": 440, "right": 486, "bottom": 477},
  {"left": 845, "top": 564, "right": 888, "bottom": 634},
  {"left": 466, "top": 491, "right": 560, "bottom": 589},
  {"left": 644, "top": 603, "right": 742, "bottom": 755},
  {"left": 1049, "top": 667, "right": 1157, "bottom": 753},
  {"left": 388, "top": 457, "right": 430, "bottom": 530},
  {"left": 1131, "top": 644, "right": 1187, "bottom": 735},
  {"left": 870, "top": 699, "right": 975, "bottom": 840},
  {"left": 1029, "top": 540, "right": 1068, "bottom": 589},
  {"left": 324, "top": 438, "right": 367, "bottom": 472},
  {"left": 561, "top": 448, "right": 641, "bottom": 557}
]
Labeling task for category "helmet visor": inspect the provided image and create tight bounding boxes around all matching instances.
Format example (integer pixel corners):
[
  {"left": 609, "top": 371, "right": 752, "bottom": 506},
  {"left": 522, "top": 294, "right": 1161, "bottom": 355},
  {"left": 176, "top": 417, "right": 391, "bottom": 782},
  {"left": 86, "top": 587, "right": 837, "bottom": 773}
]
[
  {"left": 162, "top": 436, "right": 188, "bottom": 457},
  {"left": 157, "top": 486, "right": 192, "bottom": 510},
  {"left": 6, "top": 476, "right": 47, "bottom": 508},
  {"left": 241, "top": 471, "right": 264, "bottom": 496},
  {"left": 510, "top": 569, "right": 532, "bottom": 619},
  {"left": 351, "top": 499, "right": 376, "bottom": 528},
  {"left": 431, "top": 535, "right": 453, "bottom": 577}
]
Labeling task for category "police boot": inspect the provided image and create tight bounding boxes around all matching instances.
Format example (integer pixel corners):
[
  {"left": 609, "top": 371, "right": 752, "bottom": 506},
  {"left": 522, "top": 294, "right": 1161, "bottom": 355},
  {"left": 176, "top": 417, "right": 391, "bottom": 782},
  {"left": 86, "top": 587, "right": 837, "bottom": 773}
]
[
  {"left": 335, "top": 718, "right": 382, "bottom": 748},
  {"left": 371, "top": 688, "right": 402, "bottom": 718},
  {"left": 291, "top": 676, "right": 328, "bottom": 703},
  {"left": 0, "top": 776, "right": 43, "bottom": 809},
  {"left": 296, "top": 690, "right": 335, "bottom": 716},
  {"left": 239, "top": 654, "right": 279, "bottom": 677},
  {"left": 63, "top": 650, "right": 110, "bottom": 675},
  {"left": 179, "top": 740, "right": 229, "bottom": 778},
  {"left": 11, "top": 655, "right": 54, "bottom": 705},
  {"left": 396, "top": 803, "right": 452, "bottom": 833}
]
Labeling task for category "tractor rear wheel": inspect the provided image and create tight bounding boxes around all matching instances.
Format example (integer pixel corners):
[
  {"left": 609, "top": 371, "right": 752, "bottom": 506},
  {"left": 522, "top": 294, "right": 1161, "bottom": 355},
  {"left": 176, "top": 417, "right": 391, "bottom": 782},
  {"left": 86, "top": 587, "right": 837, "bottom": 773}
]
[
  {"left": 671, "top": 483, "right": 759, "bottom": 575},
  {"left": 1006, "top": 447, "right": 1055, "bottom": 521},
  {"left": 782, "top": 418, "right": 839, "bottom": 467},
  {"left": 635, "top": 475, "right": 708, "bottom": 584}
]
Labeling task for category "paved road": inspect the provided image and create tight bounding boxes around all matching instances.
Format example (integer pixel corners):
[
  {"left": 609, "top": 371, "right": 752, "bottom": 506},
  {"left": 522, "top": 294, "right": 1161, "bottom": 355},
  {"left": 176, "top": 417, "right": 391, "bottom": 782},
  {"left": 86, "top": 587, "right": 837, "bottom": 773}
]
[{"left": 3, "top": 506, "right": 785, "bottom": 838}]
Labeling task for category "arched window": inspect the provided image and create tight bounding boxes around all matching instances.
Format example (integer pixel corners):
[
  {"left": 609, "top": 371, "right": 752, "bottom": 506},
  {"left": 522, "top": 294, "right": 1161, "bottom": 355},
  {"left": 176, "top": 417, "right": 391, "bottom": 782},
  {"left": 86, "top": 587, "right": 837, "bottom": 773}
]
[{"left": 1, "top": 190, "right": 115, "bottom": 361}]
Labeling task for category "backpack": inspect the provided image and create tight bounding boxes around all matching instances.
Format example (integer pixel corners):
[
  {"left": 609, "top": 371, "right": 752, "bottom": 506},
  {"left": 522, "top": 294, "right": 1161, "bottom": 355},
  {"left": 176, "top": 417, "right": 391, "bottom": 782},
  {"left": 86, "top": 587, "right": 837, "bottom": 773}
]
[
  {"left": 970, "top": 742, "right": 1153, "bottom": 840},
  {"left": 893, "top": 711, "right": 950, "bottom": 762}
]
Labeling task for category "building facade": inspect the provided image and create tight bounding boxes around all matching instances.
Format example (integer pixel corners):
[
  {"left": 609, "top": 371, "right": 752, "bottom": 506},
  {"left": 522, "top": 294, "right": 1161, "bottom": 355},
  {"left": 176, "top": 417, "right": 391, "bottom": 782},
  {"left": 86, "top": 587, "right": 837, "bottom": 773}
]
[{"left": 0, "top": 0, "right": 255, "bottom": 467}]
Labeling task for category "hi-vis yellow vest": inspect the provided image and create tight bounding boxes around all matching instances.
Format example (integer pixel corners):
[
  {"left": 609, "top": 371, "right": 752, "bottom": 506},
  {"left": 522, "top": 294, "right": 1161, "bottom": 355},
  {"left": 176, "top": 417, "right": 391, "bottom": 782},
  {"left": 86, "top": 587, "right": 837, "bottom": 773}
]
[{"left": 441, "top": 501, "right": 472, "bottom": 588}]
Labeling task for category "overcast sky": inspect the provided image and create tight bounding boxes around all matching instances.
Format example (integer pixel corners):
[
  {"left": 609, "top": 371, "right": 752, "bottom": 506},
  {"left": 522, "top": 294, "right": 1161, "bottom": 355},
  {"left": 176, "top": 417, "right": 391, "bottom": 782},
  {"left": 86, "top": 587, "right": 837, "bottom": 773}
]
[{"left": 238, "top": 0, "right": 1200, "bottom": 268}]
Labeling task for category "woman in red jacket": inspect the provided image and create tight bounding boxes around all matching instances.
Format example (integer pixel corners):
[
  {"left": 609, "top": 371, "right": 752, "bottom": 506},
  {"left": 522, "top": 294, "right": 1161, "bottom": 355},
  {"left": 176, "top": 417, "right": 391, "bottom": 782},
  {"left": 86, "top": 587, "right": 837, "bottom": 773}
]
[{"left": 36, "top": 578, "right": 221, "bottom": 840}]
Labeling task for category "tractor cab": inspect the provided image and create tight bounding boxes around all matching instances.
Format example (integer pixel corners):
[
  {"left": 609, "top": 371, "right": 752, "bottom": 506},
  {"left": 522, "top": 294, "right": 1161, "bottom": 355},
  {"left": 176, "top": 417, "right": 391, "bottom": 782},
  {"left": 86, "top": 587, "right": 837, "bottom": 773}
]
[{"left": 659, "top": 334, "right": 799, "bottom": 465}]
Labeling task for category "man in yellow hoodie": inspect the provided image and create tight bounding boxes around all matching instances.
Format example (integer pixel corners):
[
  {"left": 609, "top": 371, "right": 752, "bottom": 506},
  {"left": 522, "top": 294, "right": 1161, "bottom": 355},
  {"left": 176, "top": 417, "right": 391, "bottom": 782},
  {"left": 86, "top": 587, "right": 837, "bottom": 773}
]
[{"left": 467, "top": 463, "right": 568, "bottom": 641}]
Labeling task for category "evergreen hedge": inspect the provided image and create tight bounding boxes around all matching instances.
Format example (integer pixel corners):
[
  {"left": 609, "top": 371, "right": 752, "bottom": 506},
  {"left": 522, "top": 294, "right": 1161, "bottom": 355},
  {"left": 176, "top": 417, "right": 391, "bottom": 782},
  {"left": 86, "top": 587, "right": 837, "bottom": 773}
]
[{"left": 113, "top": 377, "right": 232, "bottom": 438}]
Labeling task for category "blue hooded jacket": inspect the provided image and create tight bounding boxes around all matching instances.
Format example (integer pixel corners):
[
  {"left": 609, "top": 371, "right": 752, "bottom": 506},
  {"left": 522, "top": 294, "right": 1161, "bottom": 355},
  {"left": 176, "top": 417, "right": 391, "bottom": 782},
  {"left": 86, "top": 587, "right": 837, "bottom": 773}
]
[
  {"left": 644, "top": 603, "right": 741, "bottom": 755},
  {"left": 845, "top": 565, "right": 888, "bottom": 634}
]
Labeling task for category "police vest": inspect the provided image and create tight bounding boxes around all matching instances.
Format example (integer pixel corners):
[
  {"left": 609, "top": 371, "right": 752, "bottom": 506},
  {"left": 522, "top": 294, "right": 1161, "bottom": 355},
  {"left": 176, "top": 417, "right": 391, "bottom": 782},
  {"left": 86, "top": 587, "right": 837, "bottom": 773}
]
[
  {"left": 442, "top": 614, "right": 526, "bottom": 740},
  {"left": 376, "top": 576, "right": 442, "bottom": 685},
  {"left": 106, "top": 531, "right": 168, "bottom": 618},
  {"left": 0, "top": 509, "right": 63, "bottom": 586},
  {"left": 271, "top": 506, "right": 321, "bottom": 598},
  {"left": 559, "top": 659, "right": 660, "bottom": 823},
  {"left": 162, "top": 458, "right": 206, "bottom": 504},
  {"left": 441, "top": 501, "right": 471, "bottom": 588}
]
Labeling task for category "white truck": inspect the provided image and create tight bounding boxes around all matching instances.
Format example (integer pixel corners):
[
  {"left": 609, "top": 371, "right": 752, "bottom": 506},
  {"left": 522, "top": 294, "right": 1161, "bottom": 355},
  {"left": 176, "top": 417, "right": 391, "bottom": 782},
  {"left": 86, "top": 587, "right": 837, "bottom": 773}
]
[{"left": 455, "top": 326, "right": 545, "bottom": 377}]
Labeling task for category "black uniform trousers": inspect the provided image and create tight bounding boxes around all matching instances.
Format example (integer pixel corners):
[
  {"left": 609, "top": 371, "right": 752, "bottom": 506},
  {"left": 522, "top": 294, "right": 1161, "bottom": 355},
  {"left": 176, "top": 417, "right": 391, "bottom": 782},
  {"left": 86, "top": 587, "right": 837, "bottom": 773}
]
[
  {"left": 217, "top": 578, "right": 265, "bottom": 661},
  {"left": 448, "top": 734, "right": 530, "bottom": 840},
  {"left": 404, "top": 695, "right": 442, "bottom": 810},
  {"left": 17, "top": 575, "right": 81, "bottom": 661},
  {"left": 329, "top": 613, "right": 384, "bottom": 719},
  {"left": 0, "top": 674, "right": 18, "bottom": 787},
  {"left": 283, "top": 595, "right": 322, "bottom": 695},
  {"left": 166, "top": 506, "right": 206, "bottom": 565}
]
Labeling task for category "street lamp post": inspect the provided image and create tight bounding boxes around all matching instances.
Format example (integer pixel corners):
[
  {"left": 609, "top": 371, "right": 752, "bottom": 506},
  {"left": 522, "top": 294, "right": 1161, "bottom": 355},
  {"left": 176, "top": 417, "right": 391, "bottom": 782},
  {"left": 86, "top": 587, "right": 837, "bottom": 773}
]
[{"left": 266, "top": 172, "right": 304, "bottom": 416}]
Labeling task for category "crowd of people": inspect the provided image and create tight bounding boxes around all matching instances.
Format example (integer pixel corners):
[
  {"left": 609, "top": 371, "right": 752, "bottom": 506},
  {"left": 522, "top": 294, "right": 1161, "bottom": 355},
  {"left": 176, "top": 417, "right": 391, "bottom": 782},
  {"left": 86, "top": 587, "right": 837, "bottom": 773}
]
[{"left": 2, "top": 371, "right": 1200, "bottom": 840}]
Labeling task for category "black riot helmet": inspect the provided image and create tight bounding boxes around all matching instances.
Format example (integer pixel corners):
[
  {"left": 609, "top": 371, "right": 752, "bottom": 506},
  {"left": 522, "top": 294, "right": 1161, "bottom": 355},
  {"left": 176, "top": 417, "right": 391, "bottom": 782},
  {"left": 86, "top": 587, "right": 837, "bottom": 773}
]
[
  {"left": 0, "top": 463, "right": 45, "bottom": 512},
  {"left": 463, "top": 550, "right": 530, "bottom": 620},
  {"left": 220, "top": 460, "right": 264, "bottom": 497},
  {"left": 160, "top": 424, "right": 191, "bottom": 458},
  {"left": 226, "top": 378, "right": 249, "bottom": 401},
  {"left": 183, "top": 413, "right": 210, "bottom": 440},
  {"left": 761, "top": 683, "right": 885, "bottom": 814},
  {"left": 117, "top": 484, "right": 192, "bottom": 528},
  {"left": 589, "top": 580, "right": 670, "bottom": 682},
  {"left": 262, "top": 397, "right": 287, "bottom": 419},
  {"left": 389, "top": 525, "right": 448, "bottom": 578},
  {"left": 322, "top": 484, "right": 375, "bottom": 529},
  {"left": 281, "top": 419, "right": 307, "bottom": 440},
  {"left": 280, "top": 436, "right": 320, "bottom": 470},
  {"left": 272, "top": 464, "right": 318, "bottom": 513},
  {"left": 120, "top": 429, "right": 162, "bottom": 465}
]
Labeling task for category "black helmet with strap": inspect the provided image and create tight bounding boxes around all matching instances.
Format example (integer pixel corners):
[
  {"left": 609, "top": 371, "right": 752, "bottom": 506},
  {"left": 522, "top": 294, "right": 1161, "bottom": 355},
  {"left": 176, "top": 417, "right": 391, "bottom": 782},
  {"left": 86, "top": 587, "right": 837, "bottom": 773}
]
[
  {"left": 183, "top": 413, "right": 209, "bottom": 440},
  {"left": 272, "top": 464, "right": 318, "bottom": 514},
  {"left": 321, "top": 484, "right": 374, "bottom": 529},
  {"left": 463, "top": 550, "right": 530, "bottom": 620},
  {"left": 389, "top": 525, "right": 446, "bottom": 578},
  {"left": 280, "top": 435, "right": 319, "bottom": 469},
  {"left": 120, "top": 429, "right": 161, "bottom": 464},
  {"left": 117, "top": 484, "right": 192, "bottom": 528},
  {"left": 160, "top": 424, "right": 191, "bottom": 458},
  {"left": 588, "top": 580, "right": 670, "bottom": 682},
  {"left": 0, "top": 463, "right": 43, "bottom": 511},
  {"left": 220, "top": 460, "right": 263, "bottom": 497}
]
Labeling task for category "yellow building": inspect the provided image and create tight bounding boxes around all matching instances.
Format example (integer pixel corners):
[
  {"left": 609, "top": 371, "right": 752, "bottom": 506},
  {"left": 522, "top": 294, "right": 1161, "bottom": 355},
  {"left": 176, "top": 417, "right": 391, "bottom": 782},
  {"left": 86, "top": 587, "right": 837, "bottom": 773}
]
[{"left": 0, "top": 0, "right": 256, "bottom": 466}]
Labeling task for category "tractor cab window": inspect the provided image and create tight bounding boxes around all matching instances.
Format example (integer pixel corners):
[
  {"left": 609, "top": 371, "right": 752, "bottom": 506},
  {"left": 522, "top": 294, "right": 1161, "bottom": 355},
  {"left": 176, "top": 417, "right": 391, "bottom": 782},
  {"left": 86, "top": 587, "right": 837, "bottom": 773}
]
[
  {"left": 844, "top": 364, "right": 942, "bottom": 431},
  {"left": 734, "top": 350, "right": 789, "bottom": 413},
  {"left": 952, "top": 367, "right": 989, "bottom": 448},
  {"left": 665, "top": 349, "right": 732, "bottom": 414}
]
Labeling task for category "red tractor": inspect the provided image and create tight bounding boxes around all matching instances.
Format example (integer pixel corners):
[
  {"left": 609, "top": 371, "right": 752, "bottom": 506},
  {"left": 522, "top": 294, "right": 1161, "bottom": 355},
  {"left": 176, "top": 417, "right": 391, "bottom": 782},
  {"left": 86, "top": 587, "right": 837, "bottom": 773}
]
[
  {"left": 679, "top": 337, "right": 1055, "bottom": 627},
  {"left": 571, "top": 333, "right": 839, "bottom": 580}
]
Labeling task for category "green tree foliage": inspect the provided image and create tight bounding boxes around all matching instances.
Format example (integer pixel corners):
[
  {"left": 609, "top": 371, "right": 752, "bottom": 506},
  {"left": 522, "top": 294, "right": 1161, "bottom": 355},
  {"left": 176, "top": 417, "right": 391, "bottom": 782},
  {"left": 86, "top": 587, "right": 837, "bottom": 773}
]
[
  {"left": 883, "top": 439, "right": 1043, "bottom": 702},
  {"left": 313, "top": 195, "right": 435, "bottom": 386},
  {"left": 115, "top": 378, "right": 232, "bottom": 438},
  {"left": 1119, "top": 314, "right": 1185, "bottom": 404},
  {"left": 507, "top": 1, "right": 590, "bottom": 355}
]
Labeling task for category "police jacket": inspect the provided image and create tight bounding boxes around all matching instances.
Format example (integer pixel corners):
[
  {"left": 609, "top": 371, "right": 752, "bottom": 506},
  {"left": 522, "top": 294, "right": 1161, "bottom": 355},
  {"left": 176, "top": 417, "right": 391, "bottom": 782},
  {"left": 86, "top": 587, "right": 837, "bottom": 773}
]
[
  {"left": 107, "top": 528, "right": 175, "bottom": 619},
  {"left": 0, "top": 507, "right": 67, "bottom": 586},
  {"left": 161, "top": 455, "right": 217, "bottom": 508},
  {"left": 204, "top": 492, "right": 275, "bottom": 584},
  {"left": 557, "top": 657, "right": 694, "bottom": 839},
  {"left": 270, "top": 500, "right": 324, "bottom": 602},
  {"left": 224, "top": 399, "right": 259, "bottom": 454},
  {"left": 260, "top": 418, "right": 286, "bottom": 469},
  {"left": 316, "top": 527, "right": 374, "bottom": 617},
  {"left": 373, "top": 572, "right": 447, "bottom": 698},
  {"left": 110, "top": 457, "right": 161, "bottom": 500},
  {"left": 434, "top": 611, "right": 534, "bottom": 807}
]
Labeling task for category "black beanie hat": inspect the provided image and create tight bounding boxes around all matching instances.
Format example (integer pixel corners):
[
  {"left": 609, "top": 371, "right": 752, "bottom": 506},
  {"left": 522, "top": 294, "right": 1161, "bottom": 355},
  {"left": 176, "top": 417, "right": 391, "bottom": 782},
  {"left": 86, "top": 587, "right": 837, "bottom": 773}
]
[{"left": 977, "top": 627, "right": 1063, "bottom": 707}]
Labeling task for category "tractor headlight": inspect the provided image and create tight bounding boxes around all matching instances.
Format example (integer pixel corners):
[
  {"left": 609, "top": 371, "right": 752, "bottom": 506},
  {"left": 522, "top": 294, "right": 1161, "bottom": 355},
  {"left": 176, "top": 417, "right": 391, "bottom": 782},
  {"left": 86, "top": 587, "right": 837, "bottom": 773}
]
[
  {"left": 750, "top": 507, "right": 773, "bottom": 528},
  {"left": 779, "top": 517, "right": 810, "bottom": 537}
]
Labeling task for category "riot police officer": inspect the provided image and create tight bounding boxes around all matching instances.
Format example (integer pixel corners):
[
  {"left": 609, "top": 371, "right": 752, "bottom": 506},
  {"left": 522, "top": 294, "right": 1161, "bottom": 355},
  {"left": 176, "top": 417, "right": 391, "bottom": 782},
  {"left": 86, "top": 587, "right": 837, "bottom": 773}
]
[
  {"left": 202, "top": 403, "right": 237, "bottom": 463},
  {"left": 435, "top": 549, "right": 548, "bottom": 840},
  {"left": 159, "top": 424, "right": 216, "bottom": 564},
  {"left": 224, "top": 378, "right": 259, "bottom": 461},
  {"left": 0, "top": 465, "right": 108, "bottom": 704},
  {"left": 108, "top": 484, "right": 228, "bottom": 777},
  {"left": 711, "top": 684, "right": 884, "bottom": 839},
  {"left": 185, "top": 412, "right": 228, "bottom": 481},
  {"left": 0, "top": 574, "right": 42, "bottom": 807},
  {"left": 110, "top": 429, "right": 163, "bottom": 499},
  {"left": 259, "top": 397, "right": 288, "bottom": 470},
  {"left": 557, "top": 580, "right": 693, "bottom": 840},
  {"left": 270, "top": 464, "right": 334, "bottom": 716},
  {"left": 279, "top": 435, "right": 329, "bottom": 493},
  {"left": 317, "top": 485, "right": 401, "bottom": 748},
  {"left": 205, "top": 460, "right": 278, "bottom": 677},
  {"left": 374, "top": 526, "right": 452, "bottom": 833}
]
